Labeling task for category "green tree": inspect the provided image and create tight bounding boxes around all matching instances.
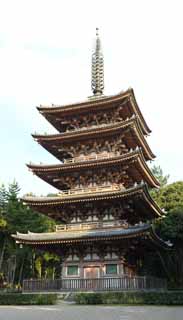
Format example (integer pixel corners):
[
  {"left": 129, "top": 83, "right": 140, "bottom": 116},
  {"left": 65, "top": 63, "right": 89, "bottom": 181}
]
[
  {"left": 153, "top": 181, "right": 183, "bottom": 212},
  {"left": 156, "top": 206, "right": 183, "bottom": 287},
  {"left": 0, "top": 184, "right": 8, "bottom": 209},
  {"left": 0, "top": 184, "right": 8, "bottom": 273},
  {"left": 0, "top": 180, "right": 56, "bottom": 285},
  {"left": 149, "top": 166, "right": 183, "bottom": 286},
  {"left": 151, "top": 165, "right": 169, "bottom": 187}
]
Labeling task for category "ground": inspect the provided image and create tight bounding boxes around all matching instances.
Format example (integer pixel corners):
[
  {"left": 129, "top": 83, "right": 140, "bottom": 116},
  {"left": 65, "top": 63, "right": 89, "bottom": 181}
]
[{"left": 0, "top": 305, "right": 182, "bottom": 320}]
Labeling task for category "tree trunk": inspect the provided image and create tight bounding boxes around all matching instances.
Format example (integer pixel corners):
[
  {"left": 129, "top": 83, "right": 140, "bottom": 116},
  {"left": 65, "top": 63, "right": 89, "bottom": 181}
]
[
  {"left": 0, "top": 237, "right": 6, "bottom": 271},
  {"left": 18, "top": 256, "right": 25, "bottom": 284},
  {"left": 157, "top": 250, "right": 171, "bottom": 280}
]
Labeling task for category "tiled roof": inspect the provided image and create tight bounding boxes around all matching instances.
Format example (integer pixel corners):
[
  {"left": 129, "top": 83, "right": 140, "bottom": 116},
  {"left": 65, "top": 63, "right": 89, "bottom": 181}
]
[
  {"left": 12, "top": 223, "right": 172, "bottom": 249},
  {"left": 13, "top": 224, "right": 151, "bottom": 243}
]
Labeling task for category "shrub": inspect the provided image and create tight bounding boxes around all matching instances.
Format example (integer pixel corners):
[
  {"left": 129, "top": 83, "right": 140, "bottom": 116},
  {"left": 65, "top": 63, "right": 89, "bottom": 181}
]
[
  {"left": 0, "top": 293, "right": 57, "bottom": 305},
  {"left": 75, "top": 291, "right": 183, "bottom": 305}
]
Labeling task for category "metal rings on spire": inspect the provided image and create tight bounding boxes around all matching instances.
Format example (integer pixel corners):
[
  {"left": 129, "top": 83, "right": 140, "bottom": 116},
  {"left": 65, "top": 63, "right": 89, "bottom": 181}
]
[{"left": 91, "top": 28, "right": 104, "bottom": 96}]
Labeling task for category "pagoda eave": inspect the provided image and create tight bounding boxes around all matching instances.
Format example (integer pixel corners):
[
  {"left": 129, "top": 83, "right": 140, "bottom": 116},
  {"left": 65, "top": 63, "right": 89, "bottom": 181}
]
[
  {"left": 12, "top": 224, "right": 151, "bottom": 245},
  {"left": 12, "top": 224, "right": 170, "bottom": 250},
  {"left": 22, "top": 184, "right": 163, "bottom": 218},
  {"left": 27, "top": 150, "right": 159, "bottom": 189},
  {"left": 32, "top": 118, "right": 155, "bottom": 161}
]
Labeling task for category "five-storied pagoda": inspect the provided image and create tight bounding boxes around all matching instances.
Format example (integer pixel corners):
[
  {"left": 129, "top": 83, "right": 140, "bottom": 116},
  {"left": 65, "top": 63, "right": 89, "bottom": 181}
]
[{"left": 13, "top": 29, "right": 169, "bottom": 290}]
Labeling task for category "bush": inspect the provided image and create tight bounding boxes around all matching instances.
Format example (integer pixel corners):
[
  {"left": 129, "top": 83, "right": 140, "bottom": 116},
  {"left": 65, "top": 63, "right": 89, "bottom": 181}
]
[
  {"left": 0, "top": 293, "right": 57, "bottom": 305},
  {"left": 75, "top": 291, "right": 183, "bottom": 305}
]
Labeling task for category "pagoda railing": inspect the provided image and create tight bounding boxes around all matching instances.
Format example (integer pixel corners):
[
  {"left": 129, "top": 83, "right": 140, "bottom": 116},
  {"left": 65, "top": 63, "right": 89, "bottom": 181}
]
[
  {"left": 23, "top": 276, "right": 167, "bottom": 292},
  {"left": 55, "top": 220, "right": 129, "bottom": 232},
  {"left": 63, "top": 152, "right": 118, "bottom": 164},
  {"left": 58, "top": 184, "right": 122, "bottom": 197}
]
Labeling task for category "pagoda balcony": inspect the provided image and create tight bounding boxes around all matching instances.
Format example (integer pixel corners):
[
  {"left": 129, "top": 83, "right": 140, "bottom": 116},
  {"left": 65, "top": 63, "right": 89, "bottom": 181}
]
[
  {"left": 55, "top": 220, "right": 129, "bottom": 232},
  {"left": 58, "top": 184, "right": 123, "bottom": 197},
  {"left": 63, "top": 152, "right": 118, "bottom": 164}
]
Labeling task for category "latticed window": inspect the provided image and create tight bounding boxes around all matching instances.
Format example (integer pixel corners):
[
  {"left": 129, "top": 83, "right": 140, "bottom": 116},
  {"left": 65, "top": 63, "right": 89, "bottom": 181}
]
[
  {"left": 67, "top": 265, "right": 79, "bottom": 276},
  {"left": 106, "top": 264, "right": 118, "bottom": 274}
]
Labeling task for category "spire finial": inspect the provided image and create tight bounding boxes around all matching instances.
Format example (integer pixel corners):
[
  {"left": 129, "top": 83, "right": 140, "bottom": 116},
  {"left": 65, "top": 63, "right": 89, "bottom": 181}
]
[{"left": 91, "top": 28, "right": 104, "bottom": 97}]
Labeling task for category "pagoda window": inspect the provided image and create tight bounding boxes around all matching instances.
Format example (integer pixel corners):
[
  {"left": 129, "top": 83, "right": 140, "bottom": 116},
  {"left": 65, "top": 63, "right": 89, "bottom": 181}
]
[
  {"left": 105, "top": 264, "right": 118, "bottom": 275},
  {"left": 92, "top": 253, "right": 100, "bottom": 260},
  {"left": 66, "top": 255, "right": 72, "bottom": 261},
  {"left": 67, "top": 265, "right": 79, "bottom": 276},
  {"left": 111, "top": 252, "right": 118, "bottom": 259},
  {"left": 83, "top": 253, "right": 92, "bottom": 261},
  {"left": 104, "top": 253, "right": 111, "bottom": 260},
  {"left": 73, "top": 254, "right": 79, "bottom": 261}
]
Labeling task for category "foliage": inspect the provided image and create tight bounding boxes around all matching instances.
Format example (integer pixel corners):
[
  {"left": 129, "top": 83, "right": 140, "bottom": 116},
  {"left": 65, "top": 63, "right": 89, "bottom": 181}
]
[
  {"left": 155, "top": 206, "right": 183, "bottom": 287},
  {"left": 75, "top": 291, "right": 183, "bottom": 305},
  {"left": 0, "top": 181, "right": 58, "bottom": 285},
  {"left": 146, "top": 167, "right": 183, "bottom": 287},
  {"left": 151, "top": 165, "right": 169, "bottom": 187},
  {"left": 152, "top": 181, "right": 183, "bottom": 212},
  {"left": 0, "top": 217, "right": 7, "bottom": 229},
  {"left": 0, "top": 293, "right": 57, "bottom": 305},
  {"left": 157, "top": 207, "right": 183, "bottom": 244}
]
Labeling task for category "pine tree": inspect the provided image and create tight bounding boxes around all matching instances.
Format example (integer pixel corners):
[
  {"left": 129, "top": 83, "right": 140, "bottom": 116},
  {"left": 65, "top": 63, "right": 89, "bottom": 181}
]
[
  {"left": 7, "top": 180, "right": 21, "bottom": 201},
  {"left": 0, "top": 184, "right": 8, "bottom": 210}
]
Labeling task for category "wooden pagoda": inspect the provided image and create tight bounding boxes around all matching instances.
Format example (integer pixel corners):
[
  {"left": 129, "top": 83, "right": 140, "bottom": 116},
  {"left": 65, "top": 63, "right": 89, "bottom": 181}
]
[{"left": 13, "top": 29, "right": 169, "bottom": 291}]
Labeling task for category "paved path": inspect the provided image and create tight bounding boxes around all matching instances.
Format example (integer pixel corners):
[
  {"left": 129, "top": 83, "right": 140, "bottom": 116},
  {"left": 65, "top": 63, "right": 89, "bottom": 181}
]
[{"left": 0, "top": 305, "right": 182, "bottom": 320}]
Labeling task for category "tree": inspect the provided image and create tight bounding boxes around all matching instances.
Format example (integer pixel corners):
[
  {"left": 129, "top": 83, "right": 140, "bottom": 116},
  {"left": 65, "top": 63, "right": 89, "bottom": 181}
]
[
  {"left": 0, "top": 180, "right": 56, "bottom": 285},
  {"left": 0, "top": 184, "right": 8, "bottom": 209},
  {"left": 0, "top": 184, "right": 8, "bottom": 273},
  {"left": 150, "top": 165, "right": 169, "bottom": 207},
  {"left": 153, "top": 181, "right": 183, "bottom": 212},
  {"left": 156, "top": 206, "right": 183, "bottom": 287},
  {"left": 151, "top": 165, "right": 169, "bottom": 187},
  {"left": 7, "top": 180, "right": 21, "bottom": 201},
  {"left": 148, "top": 166, "right": 183, "bottom": 286}
]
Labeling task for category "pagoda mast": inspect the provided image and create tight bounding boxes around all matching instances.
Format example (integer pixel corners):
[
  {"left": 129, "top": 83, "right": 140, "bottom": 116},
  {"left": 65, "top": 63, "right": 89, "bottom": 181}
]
[{"left": 91, "top": 28, "right": 104, "bottom": 96}]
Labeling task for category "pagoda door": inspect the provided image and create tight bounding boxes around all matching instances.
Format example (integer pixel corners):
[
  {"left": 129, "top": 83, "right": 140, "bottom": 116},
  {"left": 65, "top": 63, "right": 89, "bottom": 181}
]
[
  {"left": 84, "top": 267, "right": 100, "bottom": 290},
  {"left": 84, "top": 267, "right": 99, "bottom": 278}
]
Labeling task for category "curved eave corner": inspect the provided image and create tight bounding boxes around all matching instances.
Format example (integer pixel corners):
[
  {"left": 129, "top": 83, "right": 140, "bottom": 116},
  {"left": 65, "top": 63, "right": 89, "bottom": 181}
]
[
  {"left": 128, "top": 88, "right": 151, "bottom": 135},
  {"left": 149, "top": 225, "right": 173, "bottom": 250},
  {"left": 142, "top": 184, "right": 163, "bottom": 217}
]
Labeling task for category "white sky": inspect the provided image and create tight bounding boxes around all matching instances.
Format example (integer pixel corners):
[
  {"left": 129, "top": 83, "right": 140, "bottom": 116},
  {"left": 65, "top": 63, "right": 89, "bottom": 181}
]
[{"left": 0, "top": 0, "right": 183, "bottom": 195}]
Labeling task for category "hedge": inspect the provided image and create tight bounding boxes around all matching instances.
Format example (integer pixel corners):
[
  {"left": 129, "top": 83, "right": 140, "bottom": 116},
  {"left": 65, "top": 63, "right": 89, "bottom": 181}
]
[
  {"left": 75, "top": 291, "right": 183, "bottom": 305},
  {"left": 0, "top": 293, "right": 57, "bottom": 305}
]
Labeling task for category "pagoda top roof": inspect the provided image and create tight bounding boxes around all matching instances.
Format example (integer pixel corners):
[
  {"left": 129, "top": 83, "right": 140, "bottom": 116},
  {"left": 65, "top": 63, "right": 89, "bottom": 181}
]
[
  {"left": 22, "top": 184, "right": 162, "bottom": 218},
  {"left": 12, "top": 223, "right": 170, "bottom": 249},
  {"left": 27, "top": 150, "right": 160, "bottom": 189},
  {"left": 37, "top": 88, "right": 151, "bottom": 135}
]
